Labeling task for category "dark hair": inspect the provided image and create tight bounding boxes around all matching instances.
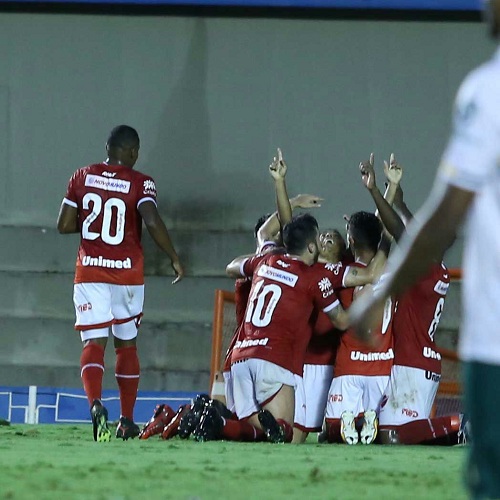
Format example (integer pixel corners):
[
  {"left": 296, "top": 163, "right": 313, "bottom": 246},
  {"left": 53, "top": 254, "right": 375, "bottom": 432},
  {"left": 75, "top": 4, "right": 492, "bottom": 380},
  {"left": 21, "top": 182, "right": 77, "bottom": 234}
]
[
  {"left": 283, "top": 213, "right": 319, "bottom": 254},
  {"left": 106, "top": 125, "right": 140, "bottom": 150},
  {"left": 254, "top": 213, "right": 273, "bottom": 238},
  {"left": 347, "top": 211, "right": 382, "bottom": 253}
]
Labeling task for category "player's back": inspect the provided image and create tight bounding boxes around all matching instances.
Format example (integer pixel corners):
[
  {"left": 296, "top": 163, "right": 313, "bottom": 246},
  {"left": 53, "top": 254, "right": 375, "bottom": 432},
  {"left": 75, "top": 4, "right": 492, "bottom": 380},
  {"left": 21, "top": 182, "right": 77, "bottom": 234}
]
[
  {"left": 65, "top": 162, "right": 157, "bottom": 285},
  {"left": 334, "top": 264, "right": 395, "bottom": 377},
  {"left": 232, "top": 253, "right": 339, "bottom": 375},
  {"left": 392, "top": 262, "right": 449, "bottom": 373}
]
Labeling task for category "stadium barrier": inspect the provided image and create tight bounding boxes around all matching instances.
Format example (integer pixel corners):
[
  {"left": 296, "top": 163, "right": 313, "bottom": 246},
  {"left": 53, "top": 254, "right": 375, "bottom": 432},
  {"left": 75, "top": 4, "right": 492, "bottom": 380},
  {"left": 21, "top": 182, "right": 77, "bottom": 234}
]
[
  {"left": 210, "top": 268, "right": 463, "bottom": 416},
  {"left": 0, "top": 386, "right": 197, "bottom": 425}
]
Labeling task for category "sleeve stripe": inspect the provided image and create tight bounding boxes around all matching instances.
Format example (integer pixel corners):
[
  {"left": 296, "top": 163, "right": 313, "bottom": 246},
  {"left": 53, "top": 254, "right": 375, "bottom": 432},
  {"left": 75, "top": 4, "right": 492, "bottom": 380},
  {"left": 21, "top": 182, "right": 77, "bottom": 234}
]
[
  {"left": 341, "top": 266, "right": 351, "bottom": 288},
  {"left": 323, "top": 299, "right": 340, "bottom": 313},
  {"left": 137, "top": 197, "right": 157, "bottom": 209},
  {"left": 239, "top": 258, "right": 250, "bottom": 277},
  {"left": 63, "top": 197, "right": 78, "bottom": 208}
]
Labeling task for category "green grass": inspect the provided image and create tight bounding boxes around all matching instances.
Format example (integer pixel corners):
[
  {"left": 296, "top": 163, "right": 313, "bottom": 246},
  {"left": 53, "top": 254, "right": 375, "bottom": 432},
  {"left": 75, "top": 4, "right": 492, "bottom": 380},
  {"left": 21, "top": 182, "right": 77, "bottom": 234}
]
[{"left": 0, "top": 424, "right": 467, "bottom": 500}]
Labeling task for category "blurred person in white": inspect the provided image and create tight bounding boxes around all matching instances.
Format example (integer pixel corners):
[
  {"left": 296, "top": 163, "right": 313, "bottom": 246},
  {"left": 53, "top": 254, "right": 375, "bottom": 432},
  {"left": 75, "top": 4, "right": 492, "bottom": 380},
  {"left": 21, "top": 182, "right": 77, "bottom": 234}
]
[{"left": 350, "top": 1, "right": 500, "bottom": 497}]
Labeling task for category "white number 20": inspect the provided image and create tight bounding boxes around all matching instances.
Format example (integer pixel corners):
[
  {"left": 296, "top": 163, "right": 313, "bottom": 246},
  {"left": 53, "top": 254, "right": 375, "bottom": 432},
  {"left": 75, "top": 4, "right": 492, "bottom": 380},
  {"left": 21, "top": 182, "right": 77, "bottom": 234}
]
[{"left": 82, "top": 193, "right": 126, "bottom": 246}]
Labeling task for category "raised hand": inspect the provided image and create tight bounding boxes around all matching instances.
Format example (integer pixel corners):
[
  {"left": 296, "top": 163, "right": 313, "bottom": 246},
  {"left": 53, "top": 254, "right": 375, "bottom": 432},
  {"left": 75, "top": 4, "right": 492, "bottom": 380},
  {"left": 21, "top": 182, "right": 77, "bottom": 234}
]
[
  {"left": 291, "top": 194, "right": 323, "bottom": 209},
  {"left": 384, "top": 153, "right": 403, "bottom": 186},
  {"left": 269, "top": 148, "right": 287, "bottom": 180},
  {"left": 359, "top": 152, "right": 376, "bottom": 190}
]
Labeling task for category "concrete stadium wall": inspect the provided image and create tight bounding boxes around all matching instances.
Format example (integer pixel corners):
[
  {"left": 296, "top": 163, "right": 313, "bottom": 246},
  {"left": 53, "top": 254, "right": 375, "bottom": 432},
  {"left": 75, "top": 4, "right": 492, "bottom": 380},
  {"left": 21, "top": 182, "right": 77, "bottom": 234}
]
[{"left": 0, "top": 11, "right": 485, "bottom": 391}]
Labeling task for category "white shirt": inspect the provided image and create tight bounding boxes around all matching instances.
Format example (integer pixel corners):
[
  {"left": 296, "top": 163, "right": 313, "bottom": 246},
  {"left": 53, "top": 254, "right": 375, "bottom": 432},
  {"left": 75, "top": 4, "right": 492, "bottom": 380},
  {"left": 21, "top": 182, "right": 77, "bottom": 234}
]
[{"left": 439, "top": 47, "right": 500, "bottom": 364}]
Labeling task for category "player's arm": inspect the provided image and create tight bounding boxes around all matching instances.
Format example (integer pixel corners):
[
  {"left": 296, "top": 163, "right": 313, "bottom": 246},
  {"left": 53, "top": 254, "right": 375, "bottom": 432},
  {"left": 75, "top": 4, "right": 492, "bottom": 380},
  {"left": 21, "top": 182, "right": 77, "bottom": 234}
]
[
  {"left": 350, "top": 179, "right": 474, "bottom": 342},
  {"left": 342, "top": 233, "right": 391, "bottom": 288},
  {"left": 138, "top": 201, "right": 184, "bottom": 284},
  {"left": 57, "top": 201, "right": 79, "bottom": 234},
  {"left": 325, "top": 302, "right": 349, "bottom": 331},
  {"left": 269, "top": 148, "right": 293, "bottom": 228},
  {"left": 359, "top": 153, "right": 406, "bottom": 242},
  {"left": 257, "top": 194, "right": 323, "bottom": 248},
  {"left": 226, "top": 254, "right": 254, "bottom": 279}
]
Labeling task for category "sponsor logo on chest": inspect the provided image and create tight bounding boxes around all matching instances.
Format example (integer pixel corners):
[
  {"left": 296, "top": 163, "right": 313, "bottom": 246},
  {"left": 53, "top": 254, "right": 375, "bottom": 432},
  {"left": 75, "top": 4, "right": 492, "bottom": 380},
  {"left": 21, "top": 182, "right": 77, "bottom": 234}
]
[
  {"left": 257, "top": 265, "right": 298, "bottom": 287},
  {"left": 85, "top": 174, "right": 131, "bottom": 193}
]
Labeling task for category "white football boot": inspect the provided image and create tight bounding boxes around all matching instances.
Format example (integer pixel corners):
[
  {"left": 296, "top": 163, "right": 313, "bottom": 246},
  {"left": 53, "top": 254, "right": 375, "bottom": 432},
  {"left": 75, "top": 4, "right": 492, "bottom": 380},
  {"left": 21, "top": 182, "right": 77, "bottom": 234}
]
[
  {"left": 340, "top": 411, "right": 359, "bottom": 445},
  {"left": 360, "top": 409, "right": 378, "bottom": 445}
]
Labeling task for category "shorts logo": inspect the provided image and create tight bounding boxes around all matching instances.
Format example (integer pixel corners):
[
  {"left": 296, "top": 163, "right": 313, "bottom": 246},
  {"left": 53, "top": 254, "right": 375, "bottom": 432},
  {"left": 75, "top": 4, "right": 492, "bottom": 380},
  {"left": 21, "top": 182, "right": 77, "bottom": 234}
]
[
  {"left": 81, "top": 256, "right": 132, "bottom": 269},
  {"left": 402, "top": 408, "right": 419, "bottom": 418},
  {"left": 77, "top": 302, "right": 92, "bottom": 312},
  {"left": 328, "top": 393, "right": 343, "bottom": 403},
  {"left": 85, "top": 174, "right": 130, "bottom": 193}
]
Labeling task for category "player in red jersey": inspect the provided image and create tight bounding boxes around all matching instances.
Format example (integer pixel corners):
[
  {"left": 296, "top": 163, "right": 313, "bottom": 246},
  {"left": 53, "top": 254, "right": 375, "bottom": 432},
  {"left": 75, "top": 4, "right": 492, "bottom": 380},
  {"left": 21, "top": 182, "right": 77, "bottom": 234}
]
[
  {"left": 216, "top": 195, "right": 323, "bottom": 415},
  {"left": 57, "top": 125, "right": 184, "bottom": 442},
  {"left": 359, "top": 154, "right": 460, "bottom": 445},
  {"left": 324, "top": 209, "right": 394, "bottom": 445}
]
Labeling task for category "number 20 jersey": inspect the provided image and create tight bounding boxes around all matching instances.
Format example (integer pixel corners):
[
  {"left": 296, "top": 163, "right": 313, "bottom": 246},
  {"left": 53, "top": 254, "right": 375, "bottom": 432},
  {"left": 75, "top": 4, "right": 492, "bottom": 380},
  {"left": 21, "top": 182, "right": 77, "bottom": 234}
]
[{"left": 63, "top": 162, "right": 158, "bottom": 285}]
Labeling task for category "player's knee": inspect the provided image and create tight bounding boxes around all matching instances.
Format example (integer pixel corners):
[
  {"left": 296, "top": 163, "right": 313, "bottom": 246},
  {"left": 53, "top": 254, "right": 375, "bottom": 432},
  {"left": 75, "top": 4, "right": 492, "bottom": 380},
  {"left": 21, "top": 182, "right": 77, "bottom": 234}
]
[
  {"left": 112, "top": 320, "right": 138, "bottom": 341},
  {"left": 80, "top": 328, "right": 108, "bottom": 343}
]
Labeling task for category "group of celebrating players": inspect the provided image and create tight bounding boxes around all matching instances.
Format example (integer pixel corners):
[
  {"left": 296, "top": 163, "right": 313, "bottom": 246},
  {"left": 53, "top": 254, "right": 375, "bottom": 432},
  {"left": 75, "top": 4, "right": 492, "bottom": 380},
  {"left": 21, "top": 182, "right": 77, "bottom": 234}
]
[{"left": 138, "top": 149, "right": 466, "bottom": 446}]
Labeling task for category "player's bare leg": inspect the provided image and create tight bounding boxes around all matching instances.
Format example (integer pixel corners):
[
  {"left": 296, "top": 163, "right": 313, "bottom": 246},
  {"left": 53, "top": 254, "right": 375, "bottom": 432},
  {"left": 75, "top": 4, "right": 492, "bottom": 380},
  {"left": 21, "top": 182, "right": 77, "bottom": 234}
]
[
  {"left": 292, "top": 428, "right": 308, "bottom": 444},
  {"left": 259, "top": 384, "right": 295, "bottom": 443}
]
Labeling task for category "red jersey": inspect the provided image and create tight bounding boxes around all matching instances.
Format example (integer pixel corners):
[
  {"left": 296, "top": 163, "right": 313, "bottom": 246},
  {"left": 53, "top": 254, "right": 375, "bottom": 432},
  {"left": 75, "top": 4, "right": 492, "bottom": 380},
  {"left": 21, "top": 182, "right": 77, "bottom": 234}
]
[
  {"left": 64, "top": 162, "right": 157, "bottom": 285},
  {"left": 334, "top": 263, "right": 395, "bottom": 377},
  {"left": 231, "top": 254, "right": 342, "bottom": 375},
  {"left": 223, "top": 242, "right": 280, "bottom": 373},
  {"left": 304, "top": 310, "right": 340, "bottom": 366},
  {"left": 392, "top": 262, "right": 450, "bottom": 373},
  {"left": 303, "top": 256, "right": 354, "bottom": 366}
]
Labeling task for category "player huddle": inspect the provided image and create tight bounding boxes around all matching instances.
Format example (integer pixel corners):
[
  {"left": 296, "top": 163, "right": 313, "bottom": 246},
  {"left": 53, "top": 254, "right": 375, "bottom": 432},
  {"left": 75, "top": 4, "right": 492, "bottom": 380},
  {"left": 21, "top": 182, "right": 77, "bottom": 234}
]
[{"left": 139, "top": 149, "right": 465, "bottom": 446}]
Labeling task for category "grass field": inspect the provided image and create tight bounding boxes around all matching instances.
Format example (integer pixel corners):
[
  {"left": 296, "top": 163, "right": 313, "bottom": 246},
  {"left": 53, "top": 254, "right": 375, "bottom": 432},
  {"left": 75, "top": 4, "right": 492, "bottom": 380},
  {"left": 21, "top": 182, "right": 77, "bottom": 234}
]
[{"left": 0, "top": 423, "right": 468, "bottom": 500}]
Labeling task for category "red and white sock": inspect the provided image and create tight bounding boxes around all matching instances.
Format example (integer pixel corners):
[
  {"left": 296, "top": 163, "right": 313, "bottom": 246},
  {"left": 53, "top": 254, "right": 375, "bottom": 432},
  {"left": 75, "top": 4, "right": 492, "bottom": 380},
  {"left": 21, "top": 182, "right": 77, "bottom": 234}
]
[
  {"left": 115, "top": 346, "right": 140, "bottom": 420},
  {"left": 221, "top": 418, "right": 265, "bottom": 442},
  {"left": 80, "top": 342, "right": 105, "bottom": 406}
]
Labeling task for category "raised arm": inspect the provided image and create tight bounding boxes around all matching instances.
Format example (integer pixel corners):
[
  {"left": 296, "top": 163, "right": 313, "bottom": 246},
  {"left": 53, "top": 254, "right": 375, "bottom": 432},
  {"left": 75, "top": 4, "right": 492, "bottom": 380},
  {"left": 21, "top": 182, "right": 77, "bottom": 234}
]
[
  {"left": 257, "top": 193, "right": 323, "bottom": 248},
  {"left": 359, "top": 153, "right": 406, "bottom": 242},
  {"left": 138, "top": 201, "right": 184, "bottom": 284},
  {"left": 350, "top": 179, "right": 473, "bottom": 342}
]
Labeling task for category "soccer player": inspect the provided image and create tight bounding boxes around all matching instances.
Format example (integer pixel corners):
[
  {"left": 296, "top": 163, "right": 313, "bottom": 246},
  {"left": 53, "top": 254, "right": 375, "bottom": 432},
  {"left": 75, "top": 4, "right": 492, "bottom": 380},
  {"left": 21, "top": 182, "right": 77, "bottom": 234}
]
[
  {"left": 350, "top": 0, "right": 500, "bottom": 495},
  {"left": 324, "top": 210, "right": 394, "bottom": 445},
  {"left": 269, "top": 151, "right": 389, "bottom": 444},
  {"left": 57, "top": 125, "right": 184, "bottom": 442},
  {"left": 359, "top": 154, "right": 460, "bottom": 445},
  {"left": 224, "top": 212, "right": 349, "bottom": 443}
]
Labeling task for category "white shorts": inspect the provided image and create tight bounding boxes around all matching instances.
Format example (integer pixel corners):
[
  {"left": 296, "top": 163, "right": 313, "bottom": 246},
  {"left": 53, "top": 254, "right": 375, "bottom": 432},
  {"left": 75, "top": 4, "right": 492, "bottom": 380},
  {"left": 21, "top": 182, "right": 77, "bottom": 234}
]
[
  {"left": 378, "top": 365, "right": 440, "bottom": 426},
  {"left": 295, "top": 364, "right": 334, "bottom": 431},
  {"left": 223, "top": 370, "right": 235, "bottom": 414},
  {"left": 325, "top": 374, "right": 389, "bottom": 419},
  {"left": 73, "top": 283, "right": 144, "bottom": 339},
  {"left": 231, "top": 358, "right": 296, "bottom": 420}
]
